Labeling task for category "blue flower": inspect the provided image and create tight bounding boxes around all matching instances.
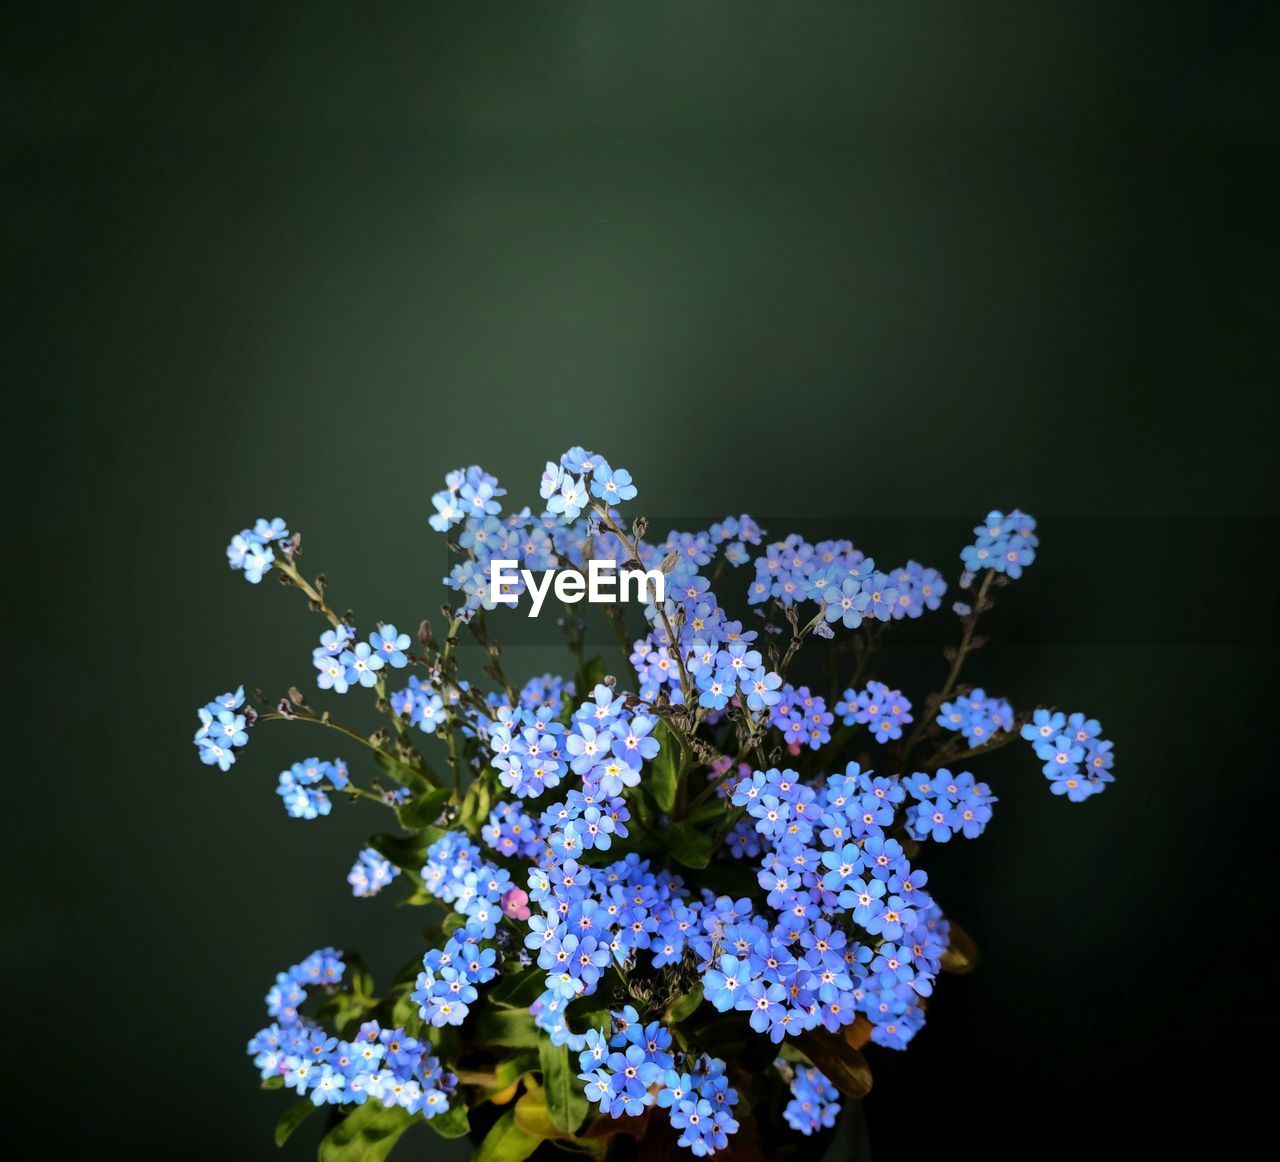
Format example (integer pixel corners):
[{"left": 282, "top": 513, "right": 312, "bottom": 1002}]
[
  {"left": 937, "top": 687, "right": 1014, "bottom": 745},
  {"left": 194, "top": 694, "right": 251, "bottom": 770},
  {"left": 836, "top": 681, "right": 913, "bottom": 742},
  {"left": 822, "top": 577, "right": 869, "bottom": 629},
  {"left": 349, "top": 848, "right": 400, "bottom": 897},
  {"left": 277, "top": 772, "right": 331, "bottom": 819},
  {"left": 739, "top": 979, "right": 788, "bottom": 1038},
  {"left": 782, "top": 1063, "right": 841, "bottom": 1134},
  {"left": 341, "top": 642, "right": 385, "bottom": 688},
  {"left": 241, "top": 542, "right": 275, "bottom": 584},
  {"left": 960, "top": 509, "right": 1038, "bottom": 578},
  {"left": 546, "top": 475, "right": 590, "bottom": 522},
  {"left": 589, "top": 464, "right": 637, "bottom": 503},
  {"left": 369, "top": 624, "right": 411, "bottom": 669},
  {"left": 226, "top": 519, "right": 290, "bottom": 583},
  {"left": 253, "top": 517, "right": 291, "bottom": 543}
]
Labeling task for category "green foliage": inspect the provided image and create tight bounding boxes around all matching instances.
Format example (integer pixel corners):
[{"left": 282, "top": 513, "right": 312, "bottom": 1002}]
[
  {"left": 395, "top": 785, "right": 454, "bottom": 830},
  {"left": 273, "top": 1099, "right": 317, "bottom": 1147},
  {"left": 461, "top": 1050, "right": 540, "bottom": 1102},
  {"left": 315, "top": 990, "right": 378, "bottom": 1039},
  {"left": 664, "top": 821, "right": 712, "bottom": 868},
  {"left": 793, "top": 1029, "right": 873, "bottom": 1098},
  {"left": 372, "top": 749, "right": 434, "bottom": 797},
  {"left": 318, "top": 1102, "right": 415, "bottom": 1162},
  {"left": 649, "top": 720, "right": 679, "bottom": 815},
  {"left": 458, "top": 768, "right": 497, "bottom": 833},
  {"left": 666, "top": 982, "right": 704, "bottom": 1023},
  {"left": 315, "top": 953, "right": 378, "bottom": 1038},
  {"left": 512, "top": 1086, "right": 561, "bottom": 1138},
  {"left": 423, "top": 1101, "right": 470, "bottom": 1139},
  {"left": 345, "top": 954, "right": 375, "bottom": 999},
  {"left": 442, "top": 910, "right": 470, "bottom": 936},
  {"left": 487, "top": 966, "right": 546, "bottom": 1009},
  {"left": 579, "top": 655, "right": 607, "bottom": 694},
  {"left": 539, "top": 1039, "right": 588, "bottom": 1134},
  {"left": 473, "top": 1109, "right": 542, "bottom": 1162},
  {"left": 940, "top": 919, "right": 979, "bottom": 973},
  {"left": 474, "top": 1007, "right": 542, "bottom": 1047}
]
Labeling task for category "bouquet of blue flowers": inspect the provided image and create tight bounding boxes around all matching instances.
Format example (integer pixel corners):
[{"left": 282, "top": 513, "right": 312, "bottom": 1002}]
[{"left": 201, "top": 449, "right": 1115, "bottom": 1161}]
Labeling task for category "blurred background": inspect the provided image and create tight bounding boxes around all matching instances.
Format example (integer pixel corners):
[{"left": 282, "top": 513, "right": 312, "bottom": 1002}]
[{"left": 3, "top": 2, "right": 1276, "bottom": 1157}]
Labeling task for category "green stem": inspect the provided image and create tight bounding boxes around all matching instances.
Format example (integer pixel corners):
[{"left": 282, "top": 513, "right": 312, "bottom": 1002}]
[
  {"left": 258, "top": 709, "right": 393, "bottom": 756},
  {"left": 919, "top": 714, "right": 1029, "bottom": 770},
  {"left": 272, "top": 550, "right": 441, "bottom": 780},
  {"left": 901, "top": 569, "right": 995, "bottom": 764}
]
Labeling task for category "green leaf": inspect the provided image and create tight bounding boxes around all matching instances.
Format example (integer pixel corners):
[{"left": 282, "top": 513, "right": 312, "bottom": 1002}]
[
  {"left": 512, "top": 1087, "right": 561, "bottom": 1138},
  {"left": 474, "top": 1007, "right": 542, "bottom": 1047},
  {"left": 261, "top": 1073, "right": 284, "bottom": 1090},
  {"left": 367, "top": 831, "right": 429, "bottom": 874},
  {"left": 424, "top": 1101, "right": 470, "bottom": 1139},
  {"left": 649, "top": 720, "right": 679, "bottom": 814},
  {"left": 793, "top": 1029, "right": 873, "bottom": 1099},
  {"left": 665, "top": 821, "right": 712, "bottom": 869},
  {"left": 458, "top": 1050, "right": 541, "bottom": 1102},
  {"left": 539, "top": 1039, "right": 588, "bottom": 1134},
  {"left": 777, "top": 1040, "right": 809, "bottom": 1066},
  {"left": 564, "top": 1004, "right": 609, "bottom": 1039},
  {"left": 397, "top": 786, "right": 454, "bottom": 831},
  {"left": 580, "top": 655, "right": 607, "bottom": 693},
  {"left": 473, "top": 1109, "right": 542, "bottom": 1162},
  {"left": 315, "top": 991, "right": 379, "bottom": 1038},
  {"left": 458, "top": 769, "right": 496, "bottom": 833},
  {"left": 389, "top": 991, "right": 419, "bottom": 1029},
  {"left": 687, "top": 798, "right": 733, "bottom": 826},
  {"left": 274, "top": 1099, "right": 318, "bottom": 1148},
  {"left": 487, "top": 966, "right": 547, "bottom": 1009},
  {"left": 344, "top": 952, "right": 375, "bottom": 999},
  {"left": 442, "top": 910, "right": 470, "bottom": 935},
  {"left": 940, "top": 919, "right": 980, "bottom": 974},
  {"left": 318, "top": 1102, "right": 415, "bottom": 1162},
  {"left": 666, "top": 983, "right": 704, "bottom": 1024},
  {"left": 373, "top": 750, "right": 432, "bottom": 797}
]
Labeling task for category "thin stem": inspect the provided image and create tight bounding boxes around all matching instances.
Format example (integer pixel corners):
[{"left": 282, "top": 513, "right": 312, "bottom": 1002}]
[
  {"left": 328, "top": 781, "right": 396, "bottom": 808},
  {"left": 272, "top": 549, "right": 441, "bottom": 780},
  {"left": 900, "top": 569, "right": 995, "bottom": 763},
  {"left": 919, "top": 714, "right": 1028, "bottom": 771},
  {"left": 258, "top": 709, "right": 391, "bottom": 755},
  {"left": 591, "top": 502, "right": 695, "bottom": 705},
  {"left": 847, "top": 621, "right": 886, "bottom": 690},
  {"left": 436, "top": 615, "right": 467, "bottom": 795},
  {"left": 273, "top": 553, "right": 343, "bottom": 628},
  {"left": 468, "top": 612, "right": 520, "bottom": 707}
]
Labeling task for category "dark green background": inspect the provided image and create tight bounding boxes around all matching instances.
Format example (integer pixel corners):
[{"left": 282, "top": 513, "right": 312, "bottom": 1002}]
[{"left": 4, "top": 3, "right": 1276, "bottom": 1157}]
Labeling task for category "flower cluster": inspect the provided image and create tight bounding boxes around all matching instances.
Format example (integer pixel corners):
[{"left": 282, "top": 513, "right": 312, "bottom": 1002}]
[
  {"left": 903, "top": 769, "right": 997, "bottom": 843},
  {"left": 411, "top": 922, "right": 500, "bottom": 1027},
  {"left": 698, "top": 762, "right": 949, "bottom": 1050},
  {"left": 226, "top": 517, "right": 290, "bottom": 583},
  {"left": 249, "top": 949, "right": 455, "bottom": 1115},
  {"left": 936, "top": 688, "right": 1014, "bottom": 746},
  {"left": 770, "top": 685, "right": 834, "bottom": 752},
  {"left": 580, "top": 1015, "right": 740, "bottom": 1156},
  {"left": 349, "top": 848, "right": 400, "bottom": 897},
  {"left": 835, "top": 681, "right": 914, "bottom": 743},
  {"left": 746, "top": 541, "right": 947, "bottom": 629},
  {"left": 781, "top": 1061, "right": 842, "bottom": 1135},
  {"left": 276, "top": 756, "right": 349, "bottom": 820},
  {"left": 1021, "top": 710, "right": 1116, "bottom": 800},
  {"left": 193, "top": 685, "right": 250, "bottom": 771},
  {"left": 960, "top": 509, "right": 1038, "bottom": 579},
  {"left": 211, "top": 454, "right": 1116, "bottom": 1161}
]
